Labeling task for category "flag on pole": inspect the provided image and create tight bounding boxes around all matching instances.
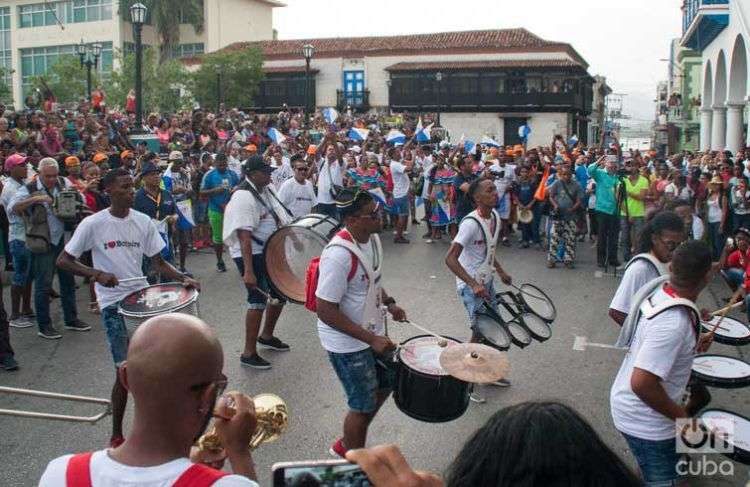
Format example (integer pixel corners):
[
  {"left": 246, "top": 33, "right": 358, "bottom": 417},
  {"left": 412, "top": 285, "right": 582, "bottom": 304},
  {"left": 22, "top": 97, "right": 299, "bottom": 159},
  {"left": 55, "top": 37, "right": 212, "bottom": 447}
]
[
  {"left": 518, "top": 124, "right": 531, "bottom": 142},
  {"left": 415, "top": 117, "right": 433, "bottom": 143},
  {"left": 480, "top": 136, "right": 501, "bottom": 148},
  {"left": 348, "top": 127, "right": 370, "bottom": 141},
  {"left": 268, "top": 127, "right": 285, "bottom": 145},
  {"left": 385, "top": 129, "right": 406, "bottom": 145},
  {"left": 322, "top": 107, "right": 339, "bottom": 125},
  {"left": 567, "top": 134, "right": 579, "bottom": 148}
]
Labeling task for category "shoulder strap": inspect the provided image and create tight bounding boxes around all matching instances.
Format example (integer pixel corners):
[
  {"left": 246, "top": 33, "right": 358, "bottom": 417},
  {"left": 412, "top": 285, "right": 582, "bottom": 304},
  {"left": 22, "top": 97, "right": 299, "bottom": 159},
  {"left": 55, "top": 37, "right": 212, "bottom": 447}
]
[
  {"left": 65, "top": 452, "right": 94, "bottom": 487},
  {"left": 625, "top": 253, "right": 666, "bottom": 276},
  {"left": 171, "top": 464, "right": 228, "bottom": 487}
]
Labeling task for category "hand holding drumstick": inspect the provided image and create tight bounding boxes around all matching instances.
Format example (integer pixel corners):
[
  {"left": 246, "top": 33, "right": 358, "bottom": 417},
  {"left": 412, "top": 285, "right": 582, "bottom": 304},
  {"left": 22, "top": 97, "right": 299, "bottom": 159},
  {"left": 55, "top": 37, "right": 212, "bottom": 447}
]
[{"left": 699, "top": 286, "right": 745, "bottom": 353}]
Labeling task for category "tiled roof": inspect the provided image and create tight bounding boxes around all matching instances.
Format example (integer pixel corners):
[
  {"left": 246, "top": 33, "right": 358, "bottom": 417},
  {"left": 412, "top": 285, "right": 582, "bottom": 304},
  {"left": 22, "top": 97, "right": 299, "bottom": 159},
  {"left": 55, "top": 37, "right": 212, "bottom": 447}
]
[
  {"left": 219, "top": 29, "right": 588, "bottom": 68},
  {"left": 386, "top": 59, "right": 584, "bottom": 71}
]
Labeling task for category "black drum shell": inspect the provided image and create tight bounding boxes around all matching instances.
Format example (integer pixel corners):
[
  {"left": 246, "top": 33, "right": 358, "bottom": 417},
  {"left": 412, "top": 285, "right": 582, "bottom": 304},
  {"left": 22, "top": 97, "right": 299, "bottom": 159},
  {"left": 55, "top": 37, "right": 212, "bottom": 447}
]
[
  {"left": 475, "top": 311, "right": 511, "bottom": 351},
  {"left": 691, "top": 354, "right": 750, "bottom": 389},
  {"left": 699, "top": 317, "right": 750, "bottom": 346},
  {"left": 518, "top": 283, "right": 556, "bottom": 322}
]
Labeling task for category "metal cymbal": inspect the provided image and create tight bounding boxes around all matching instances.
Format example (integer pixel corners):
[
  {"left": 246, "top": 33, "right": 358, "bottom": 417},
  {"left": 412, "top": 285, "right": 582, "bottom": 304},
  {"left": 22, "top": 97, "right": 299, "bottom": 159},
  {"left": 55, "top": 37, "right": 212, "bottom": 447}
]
[{"left": 439, "top": 343, "right": 510, "bottom": 383}]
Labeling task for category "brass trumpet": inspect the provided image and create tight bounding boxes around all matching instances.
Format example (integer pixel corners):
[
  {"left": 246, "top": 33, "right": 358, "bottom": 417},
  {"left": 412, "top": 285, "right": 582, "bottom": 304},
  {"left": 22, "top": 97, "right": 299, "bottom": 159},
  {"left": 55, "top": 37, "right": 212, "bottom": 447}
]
[{"left": 196, "top": 392, "right": 288, "bottom": 454}]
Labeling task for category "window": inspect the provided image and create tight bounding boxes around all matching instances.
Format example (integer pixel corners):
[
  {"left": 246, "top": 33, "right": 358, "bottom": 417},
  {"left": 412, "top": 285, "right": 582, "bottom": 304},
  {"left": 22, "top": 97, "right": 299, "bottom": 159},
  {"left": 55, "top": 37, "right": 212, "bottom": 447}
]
[
  {"left": 0, "top": 7, "right": 10, "bottom": 101},
  {"left": 123, "top": 41, "right": 152, "bottom": 55},
  {"left": 20, "top": 42, "right": 113, "bottom": 96},
  {"left": 172, "top": 43, "right": 204, "bottom": 59},
  {"left": 18, "top": 0, "right": 112, "bottom": 28}
]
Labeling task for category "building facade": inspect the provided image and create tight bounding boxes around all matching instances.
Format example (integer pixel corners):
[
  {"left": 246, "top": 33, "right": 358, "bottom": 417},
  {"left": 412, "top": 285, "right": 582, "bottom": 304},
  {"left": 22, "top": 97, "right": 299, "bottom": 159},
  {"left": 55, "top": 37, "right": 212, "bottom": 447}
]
[
  {"left": 681, "top": 0, "right": 750, "bottom": 152},
  {"left": 0, "top": 0, "right": 283, "bottom": 108},
  {"left": 219, "top": 29, "right": 596, "bottom": 147},
  {"left": 665, "top": 38, "right": 702, "bottom": 152}
]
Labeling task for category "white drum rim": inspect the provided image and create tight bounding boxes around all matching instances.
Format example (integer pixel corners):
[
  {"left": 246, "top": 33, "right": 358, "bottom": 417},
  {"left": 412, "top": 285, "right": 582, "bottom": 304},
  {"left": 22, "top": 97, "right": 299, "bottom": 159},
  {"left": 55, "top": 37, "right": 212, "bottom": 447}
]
[
  {"left": 398, "top": 335, "right": 460, "bottom": 376},
  {"left": 701, "top": 316, "right": 750, "bottom": 339},
  {"left": 475, "top": 313, "right": 511, "bottom": 348},
  {"left": 699, "top": 408, "right": 750, "bottom": 454},
  {"left": 693, "top": 354, "right": 750, "bottom": 380},
  {"left": 520, "top": 283, "right": 556, "bottom": 320},
  {"left": 520, "top": 312, "right": 552, "bottom": 338},
  {"left": 506, "top": 320, "right": 532, "bottom": 344},
  {"left": 118, "top": 284, "right": 199, "bottom": 318}
]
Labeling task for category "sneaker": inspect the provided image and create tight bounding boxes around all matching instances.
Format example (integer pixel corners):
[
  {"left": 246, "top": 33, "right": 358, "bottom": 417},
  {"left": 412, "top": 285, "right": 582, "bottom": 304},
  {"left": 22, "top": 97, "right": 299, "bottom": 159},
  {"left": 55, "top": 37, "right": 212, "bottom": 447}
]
[
  {"left": 489, "top": 378, "right": 511, "bottom": 387},
  {"left": 240, "top": 353, "right": 271, "bottom": 369},
  {"left": 425, "top": 239, "right": 434, "bottom": 244},
  {"left": 9, "top": 317, "right": 33, "bottom": 329},
  {"left": 394, "top": 237, "right": 410, "bottom": 244},
  {"left": 109, "top": 435, "right": 125, "bottom": 448},
  {"left": 257, "top": 336, "right": 291, "bottom": 351},
  {"left": 38, "top": 326, "right": 62, "bottom": 340},
  {"left": 501, "top": 238, "right": 511, "bottom": 247},
  {"left": 469, "top": 392, "right": 486, "bottom": 403},
  {"left": 216, "top": 260, "right": 227, "bottom": 273},
  {"left": 329, "top": 438, "right": 348, "bottom": 458},
  {"left": 64, "top": 320, "right": 91, "bottom": 332},
  {"left": 0, "top": 355, "right": 19, "bottom": 371}
]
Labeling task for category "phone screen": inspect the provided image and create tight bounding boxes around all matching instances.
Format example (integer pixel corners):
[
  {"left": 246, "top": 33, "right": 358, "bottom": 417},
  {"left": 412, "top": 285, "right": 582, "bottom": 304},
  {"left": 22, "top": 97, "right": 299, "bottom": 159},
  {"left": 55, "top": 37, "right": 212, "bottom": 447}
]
[{"left": 272, "top": 460, "right": 371, "bottom": 487}]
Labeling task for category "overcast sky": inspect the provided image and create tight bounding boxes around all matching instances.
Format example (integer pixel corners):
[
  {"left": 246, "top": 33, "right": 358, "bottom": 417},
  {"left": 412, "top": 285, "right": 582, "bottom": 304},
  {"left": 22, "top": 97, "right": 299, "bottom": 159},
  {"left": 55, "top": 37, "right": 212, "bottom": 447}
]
[{"left": 273, "top": 0, "right": 683, "bottom": 122}]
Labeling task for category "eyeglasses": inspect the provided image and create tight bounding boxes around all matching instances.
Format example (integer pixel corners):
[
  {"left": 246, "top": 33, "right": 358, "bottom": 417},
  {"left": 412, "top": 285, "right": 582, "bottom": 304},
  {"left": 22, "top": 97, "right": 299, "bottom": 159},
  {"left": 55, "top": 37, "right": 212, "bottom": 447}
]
[
  {"left": 189, "top": 373, "right": 228, "bottom": 397},
  {"left": 658, "top": 236, "right": 683, "bottom": 251}
]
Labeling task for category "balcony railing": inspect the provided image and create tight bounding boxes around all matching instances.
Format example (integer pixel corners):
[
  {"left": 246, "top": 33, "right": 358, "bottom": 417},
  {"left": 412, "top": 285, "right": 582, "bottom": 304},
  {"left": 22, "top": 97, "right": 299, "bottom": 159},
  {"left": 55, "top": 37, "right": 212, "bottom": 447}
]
[
  {"left": 337, "top": 90, "right": 370, "bottom": 112},
  {"left": 683, "top": 0, "right": 729, "bottom": 33},
  {"left": 388, "top": 90, "right": 587, "bottom": 113},
  {"left": 248, "top": 77, "right": 315, "bottom": 113}
]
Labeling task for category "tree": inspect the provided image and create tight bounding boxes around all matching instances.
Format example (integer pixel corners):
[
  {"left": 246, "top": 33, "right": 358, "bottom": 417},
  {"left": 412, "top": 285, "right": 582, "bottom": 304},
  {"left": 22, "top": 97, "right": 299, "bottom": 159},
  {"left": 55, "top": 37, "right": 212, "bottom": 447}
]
[
  {"left": 191, "top": 47, "right": 264, "bottom": 110},
  {"left": 118, "top": 0, "right": 204, "bottom": 63},
  {"left": 32, "top": 55, "right": 99, "bottom": 103},
  {"left": 106, "top": 47, "right": 194, "bottom": 114},
  {"left": 0, "top": 67, "right": 12, "bottom": 104}
]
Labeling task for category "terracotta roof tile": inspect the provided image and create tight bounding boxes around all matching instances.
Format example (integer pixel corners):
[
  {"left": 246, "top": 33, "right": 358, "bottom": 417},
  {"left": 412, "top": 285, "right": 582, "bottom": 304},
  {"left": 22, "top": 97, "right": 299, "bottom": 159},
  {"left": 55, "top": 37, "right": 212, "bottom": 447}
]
[{"left": 386, "top": 59, "right": 583, "bottom": 71}]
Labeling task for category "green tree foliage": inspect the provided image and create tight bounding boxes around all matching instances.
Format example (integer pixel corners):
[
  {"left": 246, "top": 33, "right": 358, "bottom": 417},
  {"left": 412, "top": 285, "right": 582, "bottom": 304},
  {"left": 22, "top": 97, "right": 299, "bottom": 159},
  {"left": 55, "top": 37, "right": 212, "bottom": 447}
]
[
  {"left": 118, "top": 0, "right": 204, "bottom": 63},
  {"left": 32, "top": 55, "right": 99, "bottom": 103},
  {"left": 191, "top": 47, "right": 264, "bottom": 110},
  {"left": 0, "top": 67, "right": 12, "bottom": 103}
]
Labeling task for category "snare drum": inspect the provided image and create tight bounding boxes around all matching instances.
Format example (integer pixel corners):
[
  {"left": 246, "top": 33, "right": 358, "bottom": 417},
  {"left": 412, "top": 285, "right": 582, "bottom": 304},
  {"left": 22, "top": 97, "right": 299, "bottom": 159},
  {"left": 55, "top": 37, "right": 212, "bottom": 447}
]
[
  {"left": 118, "top": 283, "right": 199, "bottom": 330},
  {"left": 263, "top": 214, "right": 342, "bottom": 304},
  {"left": 519, "top": 312, "right": 552, "bottom": 342},
  {"left": 700, "top": 316, "right": 750, "bottom": 346},
  {"left": 394, "top": 335, "right": 470, "bottom": 423},
  {"left": 474, "top": 312, "right": 511, "bottom": 351},
  {"left": 691, "top": 354, "right": 750, "bottom": 389},
  {"left": 698, "top": 409, "right": 750, "bottom": 465}
]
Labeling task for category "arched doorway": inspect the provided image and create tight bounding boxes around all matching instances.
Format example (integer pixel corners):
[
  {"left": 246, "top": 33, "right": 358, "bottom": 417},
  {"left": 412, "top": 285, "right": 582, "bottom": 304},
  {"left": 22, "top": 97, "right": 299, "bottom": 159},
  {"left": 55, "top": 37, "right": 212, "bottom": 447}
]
[
  {"left": 728, "top": 35, "right": 748, "bottom": 152},
  {"left": 712, "top": 50, "right": 728, "bottom": 150}
]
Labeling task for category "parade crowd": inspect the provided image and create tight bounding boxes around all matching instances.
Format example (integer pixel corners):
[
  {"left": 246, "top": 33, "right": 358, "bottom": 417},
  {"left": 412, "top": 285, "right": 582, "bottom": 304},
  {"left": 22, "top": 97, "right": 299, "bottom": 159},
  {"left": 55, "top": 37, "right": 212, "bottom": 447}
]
[{"left": 0, "top": 99, "right": 746, "bottom": 486}]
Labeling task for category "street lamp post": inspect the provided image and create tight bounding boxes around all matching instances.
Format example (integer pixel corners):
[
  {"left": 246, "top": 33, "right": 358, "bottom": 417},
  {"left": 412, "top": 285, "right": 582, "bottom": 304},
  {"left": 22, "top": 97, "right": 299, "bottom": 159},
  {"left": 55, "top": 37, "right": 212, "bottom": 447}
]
[
  {"left": 302, "top": 43, "right": 315, "bottom": 126},
  {"left": 435, "top": 71, "right": 443, "bottom": 126},
  {"left": 75, "top": 40, "right": 101, "bottom": 102},
  {"left": 130, "top": 2, "right": 147, "bottom": 133}
]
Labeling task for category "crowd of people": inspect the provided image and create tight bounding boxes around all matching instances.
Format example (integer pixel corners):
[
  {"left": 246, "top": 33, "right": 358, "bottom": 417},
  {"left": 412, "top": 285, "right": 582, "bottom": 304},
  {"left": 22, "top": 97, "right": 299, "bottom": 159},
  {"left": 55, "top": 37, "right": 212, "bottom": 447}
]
[{"left": 0, "top": 99, "right": 747, "bottom": 486}]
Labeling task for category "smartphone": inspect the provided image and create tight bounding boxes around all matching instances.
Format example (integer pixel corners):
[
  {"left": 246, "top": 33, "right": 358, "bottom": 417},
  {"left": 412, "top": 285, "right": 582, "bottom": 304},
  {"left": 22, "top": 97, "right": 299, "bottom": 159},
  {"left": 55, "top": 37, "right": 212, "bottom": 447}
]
[{"left": 272, "top": 459, "right": 371, "bottom": 487}]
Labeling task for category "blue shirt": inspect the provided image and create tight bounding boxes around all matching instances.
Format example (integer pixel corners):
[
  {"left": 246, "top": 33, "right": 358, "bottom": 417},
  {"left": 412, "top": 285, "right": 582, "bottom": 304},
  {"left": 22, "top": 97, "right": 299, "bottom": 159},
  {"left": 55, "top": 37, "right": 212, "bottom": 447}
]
[
  {"left": 587, "top": 163, "right": 620, "bottom": 215},
  {"left": 133, "top": 188, "right": 175, "bottom": 221},
  {"left": 200, "top": 168, "right": 239, "bottom": 213},
  {"left": 574, "top": 164, "right": 590, "bottom": 205},
  {"left": 517, "top": 179, "right": 535, "bottom": 205}
]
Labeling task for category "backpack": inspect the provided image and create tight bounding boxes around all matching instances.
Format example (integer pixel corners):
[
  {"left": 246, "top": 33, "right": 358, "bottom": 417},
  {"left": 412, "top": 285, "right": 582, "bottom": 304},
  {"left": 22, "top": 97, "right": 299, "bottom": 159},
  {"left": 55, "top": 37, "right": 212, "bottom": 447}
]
[{"left": 304, "top": 230, "right": 359, "bottom": 312}]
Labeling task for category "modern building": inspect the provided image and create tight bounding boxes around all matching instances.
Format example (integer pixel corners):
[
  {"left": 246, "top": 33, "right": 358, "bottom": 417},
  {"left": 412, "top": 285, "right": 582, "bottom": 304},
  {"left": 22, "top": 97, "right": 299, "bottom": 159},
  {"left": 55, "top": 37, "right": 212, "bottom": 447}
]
[
  {"left": 680, "top": 0, "right": 750, "bottom": 152},
  {"left": 0, "top": 0, "right": 284, "bottom": 108},
  {"left": 214, "top": 29, "right": 597, "bottom": 147}
]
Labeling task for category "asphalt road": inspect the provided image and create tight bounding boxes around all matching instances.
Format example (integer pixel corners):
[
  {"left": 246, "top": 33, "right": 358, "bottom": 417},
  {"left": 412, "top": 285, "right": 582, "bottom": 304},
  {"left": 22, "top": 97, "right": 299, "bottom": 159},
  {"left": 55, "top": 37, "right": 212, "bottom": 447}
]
[{"left": 1, "top": 224, "right": 749, "bottom": 486}]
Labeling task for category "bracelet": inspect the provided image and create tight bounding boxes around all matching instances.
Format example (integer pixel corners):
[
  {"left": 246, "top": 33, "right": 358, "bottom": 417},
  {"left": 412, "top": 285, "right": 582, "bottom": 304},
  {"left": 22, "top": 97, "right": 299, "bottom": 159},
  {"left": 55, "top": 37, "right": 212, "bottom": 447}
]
[{"left": 383, "top": 297, "right": 396, "bottom": 307}]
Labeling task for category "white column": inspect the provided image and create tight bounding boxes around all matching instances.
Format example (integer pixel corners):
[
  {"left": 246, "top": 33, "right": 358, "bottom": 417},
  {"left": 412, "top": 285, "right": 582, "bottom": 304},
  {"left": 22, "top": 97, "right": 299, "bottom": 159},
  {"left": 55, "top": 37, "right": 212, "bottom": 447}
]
[
  {"left": 746, "top": 101, "right": 750, "bottom": 148},
  {"left": 726, "top": 103, "right": 744, "bottom": 153},
  {"left": 700, "top": 107, "right": 713, "bottom": 151},
  {"left": 711, "top": 105, "right": 727, "bottom": 151}
]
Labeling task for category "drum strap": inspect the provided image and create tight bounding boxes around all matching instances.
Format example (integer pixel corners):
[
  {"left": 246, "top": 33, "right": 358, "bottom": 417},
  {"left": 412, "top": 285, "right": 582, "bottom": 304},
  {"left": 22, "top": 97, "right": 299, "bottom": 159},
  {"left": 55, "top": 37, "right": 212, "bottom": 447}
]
[
  {"left": 239, "top": 179, "right": 293, "bottom": 228},
  {"left": 624, "top": 253, "right": 667, "bottom": 276}
]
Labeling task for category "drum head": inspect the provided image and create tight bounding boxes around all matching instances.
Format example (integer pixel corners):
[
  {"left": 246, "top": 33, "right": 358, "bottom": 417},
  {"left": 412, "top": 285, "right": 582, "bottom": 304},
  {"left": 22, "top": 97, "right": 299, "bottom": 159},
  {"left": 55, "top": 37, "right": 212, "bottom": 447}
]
[
  {"left": 398, "top": 335, "right": 461, "bottom": 376},
  {"left": 118, "top": 283, "right": 197, "bottom": 318},
  {"left": 264, "top": 214, "right": 341, "bottom": 304},
  {"left": 519, "top": 284, "right": 556, "bottom": 322},
  {"left": 519, "top": 312, "right": 552, "bottom": 342},
  {"left": 474, "top": 312, "right": 511, "bottom": 351},
  {"left": 699, "top": 409, "right": 750, "bottom": 465},
  {"left": 691, "top": 354, "right": 750, "bottom": 389},
  {"left": 506, "top": 321, "right": 532, "bottom": 348},
  {"left": 700, "top": 316, "right": 750, "bottom": 346}
]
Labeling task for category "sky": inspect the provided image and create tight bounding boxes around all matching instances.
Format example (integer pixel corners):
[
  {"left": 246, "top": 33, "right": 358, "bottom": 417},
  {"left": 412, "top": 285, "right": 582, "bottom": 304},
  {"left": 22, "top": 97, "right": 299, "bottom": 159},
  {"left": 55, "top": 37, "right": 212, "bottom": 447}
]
[{"left": 273, "top": 0, "right": 683, "bottom": 122}]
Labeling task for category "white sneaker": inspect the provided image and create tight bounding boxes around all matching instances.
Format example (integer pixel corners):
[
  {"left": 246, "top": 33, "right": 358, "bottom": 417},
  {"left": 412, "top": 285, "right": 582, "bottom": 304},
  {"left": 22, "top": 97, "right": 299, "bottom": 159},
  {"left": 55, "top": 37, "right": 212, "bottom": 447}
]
[
  {"left": 469, "top": 392, "right": 486, "bottom": 403},
  {"left": 425, "top": 239, "right": 434, "bottom": 244},
  {"left": 9, "top": 317, "right": 33, "bottom": 329}
]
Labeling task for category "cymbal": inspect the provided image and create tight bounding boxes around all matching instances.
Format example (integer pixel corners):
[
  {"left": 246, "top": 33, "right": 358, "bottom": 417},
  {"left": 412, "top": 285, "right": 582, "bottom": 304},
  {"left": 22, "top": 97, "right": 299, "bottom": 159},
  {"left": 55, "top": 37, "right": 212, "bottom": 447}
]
[{"left": 439, "top": 343, "right": 509, "bottom": 383}]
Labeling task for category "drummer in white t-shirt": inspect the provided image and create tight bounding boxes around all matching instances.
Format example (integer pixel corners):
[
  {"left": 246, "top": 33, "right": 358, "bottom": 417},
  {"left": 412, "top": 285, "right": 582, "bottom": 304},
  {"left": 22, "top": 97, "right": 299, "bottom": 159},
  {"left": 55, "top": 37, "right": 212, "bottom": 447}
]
[
  {"left": 277, "top": 155, "right": 316, "bottom": 218},
  {"left": 57, "top": 168, "right": 200, "bottom": 449}
]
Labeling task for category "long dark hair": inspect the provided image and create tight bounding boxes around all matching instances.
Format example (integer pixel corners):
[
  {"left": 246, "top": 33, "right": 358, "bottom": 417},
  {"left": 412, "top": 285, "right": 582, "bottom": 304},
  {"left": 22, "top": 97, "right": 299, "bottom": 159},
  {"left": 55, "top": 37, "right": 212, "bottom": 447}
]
[
  {"left": 636, "top": 210, "right": 684, "bottom": 254},
  {"left": 444, "top": 401, "right": 640, "bottom": 487}
]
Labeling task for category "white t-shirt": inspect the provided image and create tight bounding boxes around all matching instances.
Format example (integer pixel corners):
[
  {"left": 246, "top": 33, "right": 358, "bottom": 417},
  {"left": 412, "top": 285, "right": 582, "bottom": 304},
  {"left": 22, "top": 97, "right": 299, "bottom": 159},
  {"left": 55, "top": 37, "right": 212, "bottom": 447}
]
[
  {"left": 416, "top": 156, "right": 434, "bottom": 199},
  {"left": 452, "top": 211, "right": 497, "bottom": 290},
  {"left": 390, "top": 161, "right": 410, "bottom": 199},
  {"left": 317, "top": 158, "right": 343, "bottom": 205},
  {"left": 609, "top": 257, "right": 666, "bottom": 314},
  {"left": 316, "top": 241, "right": 379, "bottom": 353},
  {"left": 64, "top": 209, "right": 165, "bottom": 310},
  {"left": 664, "top": 183, "right": 693, "bottom": 201},
  {"left": 270, "top": 158, "right": 294, "bottom": 189},
  {"left": 223, "top": 182, "right": 287, "bottom": 258},
  {"left": 610, "top": 287, "right": 697, "bottom": 440},
  {"left": 489, "top": 162, "right": 516, "bottom": 197},
  {"left": 39, "top": 450, "right": 256, "bottom": 487},
  {"left": 227, "top": 155, "right": 243, "bottom": 178},
  {"left": 278, "top": 178, "right": 317, "bottom": 218}
]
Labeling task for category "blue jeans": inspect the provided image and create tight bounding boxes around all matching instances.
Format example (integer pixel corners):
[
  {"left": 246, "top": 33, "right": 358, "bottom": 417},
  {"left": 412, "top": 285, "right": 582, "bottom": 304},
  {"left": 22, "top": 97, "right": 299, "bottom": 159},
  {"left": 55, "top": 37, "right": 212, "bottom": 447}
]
[
  {"left": 707, "top": 222, "right": 725, "bottom": 261},
  {"left": 31, "top": 241, "right": 77, "bottom": 329},
  {"left": 621, "top": 432, "right": 682, "bottom": 486},
  {"left": 459, "top": 281, "right": 497, "bottom": 328},
  {"left": 390, "top": 196, "right": 409, "bottom": 216},
  {"left": 328, "top": 348, "right": 395, "bottom": 413},
  {"left": 9, "top": 239, "right": 32, "bottom": 287},
  {"left": 234, "top": 255, "right": 286, "bottom": 311},
  {"left": 101, "top": 303, "right": 129, "bottom": 366},
  {"left": 723, "top": 267, "right": 744, "bottom": 289}
]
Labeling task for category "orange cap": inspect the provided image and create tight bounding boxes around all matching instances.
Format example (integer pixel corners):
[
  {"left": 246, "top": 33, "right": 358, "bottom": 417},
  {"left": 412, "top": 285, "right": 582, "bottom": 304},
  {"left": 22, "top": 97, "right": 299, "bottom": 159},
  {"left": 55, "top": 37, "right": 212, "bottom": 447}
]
[
  {"left": 64, "top": 156, "right": 80, "bottom": 167},
  {"left": 244, "top": 144, "right": 257, "bottom": 152},
  {"left": 120, "top": 150, "right": 134, "bottom": 160},
  {"left": 92, "top": 153, "right": 108, "bottom": 164},
  {"left": 307, "top": 145, "right": 317, "bottom": 155}
]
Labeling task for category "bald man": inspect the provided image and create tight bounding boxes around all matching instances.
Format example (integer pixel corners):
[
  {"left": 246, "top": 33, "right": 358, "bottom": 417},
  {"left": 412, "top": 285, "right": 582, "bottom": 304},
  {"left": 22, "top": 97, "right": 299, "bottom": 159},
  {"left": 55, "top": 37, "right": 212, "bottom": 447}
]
[{"left": 39, "top": 313, "right": 259, "bottom": 486}]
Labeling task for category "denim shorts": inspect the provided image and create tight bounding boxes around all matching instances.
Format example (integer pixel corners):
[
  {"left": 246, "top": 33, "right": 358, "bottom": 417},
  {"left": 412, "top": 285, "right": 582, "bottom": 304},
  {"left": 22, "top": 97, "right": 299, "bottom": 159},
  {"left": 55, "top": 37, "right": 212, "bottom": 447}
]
[
  {"left": 459, "top": 281, "right": 497, "bottom": 328},
  {"left": 9, "top": 240, "right": 31, "bottom": 287},
  {"left": 328, "top": 348, "right": 395, "bottom": 413},
  {"left": 621, "top": 432, "right": 682, "bottom": 486},
  {"left": 101, "top": 303, "right": 129, "bottom": 367},
  {"left": 234, "top": 254, "right": 286, "bottom": 311},
  {"left": 390, "top": 196, "right": 409, "bottom": 216}
]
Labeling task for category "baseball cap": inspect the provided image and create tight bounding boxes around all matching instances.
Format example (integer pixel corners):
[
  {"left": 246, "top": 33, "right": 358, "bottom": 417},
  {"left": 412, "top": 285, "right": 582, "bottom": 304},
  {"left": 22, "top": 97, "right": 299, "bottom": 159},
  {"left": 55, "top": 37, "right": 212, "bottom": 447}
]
[
  {"left": 243, "top": 144, "right": 258, "bottom": 152},
  {"left": 168, "top": 150, "right": 184, "bottom": 161},
  {"left": 93, "top": 153, "right": 109, "bottom": 164},
  {"left": 120, "top": 150, "right": 134, "bottom": 160},
  {"left": 243, "top": 155, "right": 276, "bottom": 174},
  {"left": 64, "top": 155, "right": 81, "bottom": 167},
  {"left": 306, "top": 145, "right": 317, "bottom": 155},
  {"left": 4, "top": 153, "right": 28, "bottom": 172},
  {"left": 140, "top": 162, "right": 160, "bottom": 177}
]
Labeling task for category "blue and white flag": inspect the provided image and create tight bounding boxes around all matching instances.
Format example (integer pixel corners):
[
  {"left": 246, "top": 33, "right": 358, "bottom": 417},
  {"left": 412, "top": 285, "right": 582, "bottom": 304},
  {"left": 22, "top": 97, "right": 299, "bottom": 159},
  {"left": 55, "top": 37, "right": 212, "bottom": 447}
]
[
  {"left": 368, "top": 187, "right": 391, "bottom": 211},
  {"left": 348, "top": 127, "right": 370, "bottom": 141},
  {"left": 518, "top": 124, "right": 531, "bottom": 142},
  {"left": 568, "top": 134, "right": 579, "bottom": 148},
  {"left": 415, "top": 118, "right": 433, "bottom": 143},
  {"left": 385, "top": 129, "right": 406, "bottom": 145},
  {"left": 480, "top": 136, "right": 501, "bottom": 148},
  {"left": 268, "top": 127, "right": 285, "bottom": 145},
  {"left": 322, "top": 107, "right": 339, "bottom": 125},
  {"left": 161, "top": 164, "right": 195, "bottom": 230},
  {"left": 464, "top": 139, "right": 476, "bottom": 155}
]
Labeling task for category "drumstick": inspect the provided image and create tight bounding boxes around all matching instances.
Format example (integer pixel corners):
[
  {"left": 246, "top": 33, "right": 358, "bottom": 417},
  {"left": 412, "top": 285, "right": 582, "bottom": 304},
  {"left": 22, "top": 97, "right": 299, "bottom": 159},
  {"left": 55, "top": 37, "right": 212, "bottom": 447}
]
[
  {"left": 400, "top": 320, "right": 448, "bottom": 347},
  {"left": 117, "top": 276, "right": 148, "bottom": 283},
  {"left": 251, "top": 287, "right": 281, "bottom": 305},
  {"left": 709, "top": 300, "right": 744, "bottom": 316},
  {"left": 708, "top": 287, "right": 744, "bottom": 336}
]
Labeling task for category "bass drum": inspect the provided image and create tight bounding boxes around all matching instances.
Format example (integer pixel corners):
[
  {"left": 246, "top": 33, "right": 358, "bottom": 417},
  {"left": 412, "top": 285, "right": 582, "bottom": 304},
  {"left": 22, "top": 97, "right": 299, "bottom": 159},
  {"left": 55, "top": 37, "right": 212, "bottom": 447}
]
[
  {"left": 394, "top": 335, "right": 470, "bottom": 423},
  {"left": 263, "top": 214, "right": 342, "bottom": 304}
]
